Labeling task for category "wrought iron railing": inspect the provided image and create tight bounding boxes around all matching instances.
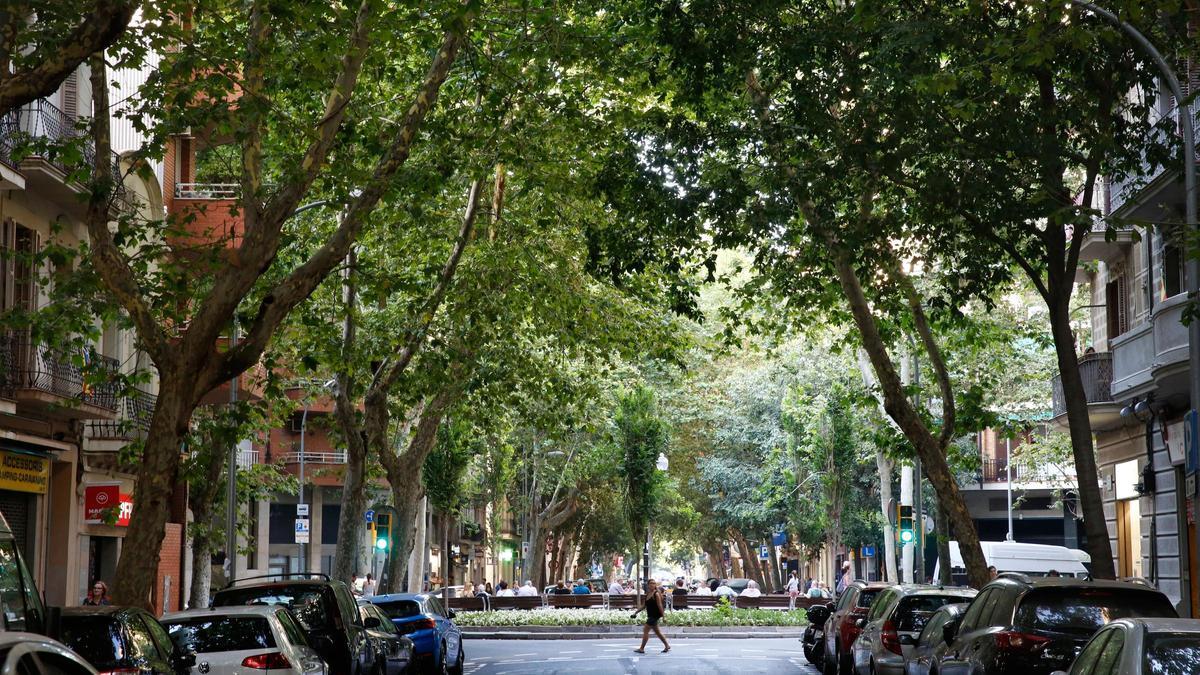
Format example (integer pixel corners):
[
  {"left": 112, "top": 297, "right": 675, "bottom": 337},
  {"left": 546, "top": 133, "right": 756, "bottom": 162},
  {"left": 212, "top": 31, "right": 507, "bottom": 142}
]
[
  {"left": 280, "top": 450, "right": 347, "bottom": 464},
  {"left": 175, "top": 183, "right": 239, "bottom": 199},
  {"left": 1106, "top": 103, "right": 1200, "bottom": 215},
  {"left": 0, "top": 331, "right": 119, "bottom": 412},
  {"left": 85, "top": 388, "right": 157, "bottom": 440},
  {"left": 1051, "top": 351, "right": 1114, "bottom": 419},
  {"left": 0, "top": 98, "right": 133, "bottom": 211},
  {"left": 981, "top": 457, "right": 1022, "bottom": 483}
]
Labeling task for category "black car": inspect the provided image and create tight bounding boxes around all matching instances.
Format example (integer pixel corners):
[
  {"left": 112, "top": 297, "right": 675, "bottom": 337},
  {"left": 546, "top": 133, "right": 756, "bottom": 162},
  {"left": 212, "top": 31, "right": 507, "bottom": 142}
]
[
  {"left": 359, "top": 603, "right": 414, "bottom": 675},
  {"left": 803, "top": 602, "right": 833, "bottom": 667},
  {"left": 212, "top": 574, "right": 375, "bottom": 675},
  {"left": 58, "top": 606, "right": 196, "bottom": 674},
  {"left": 902, "top": 602, "right": 968, "bottom": 675},
  {"left": 937, "top": 575, "right": 1177, "bottom": 675}
]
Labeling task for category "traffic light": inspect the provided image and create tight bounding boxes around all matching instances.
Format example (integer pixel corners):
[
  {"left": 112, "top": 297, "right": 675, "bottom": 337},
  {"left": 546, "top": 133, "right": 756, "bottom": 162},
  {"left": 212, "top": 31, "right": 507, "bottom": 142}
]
[
  {"left": 898, "top": 504, "right": 915, "bottom": 544},
  {"left": 375, "top": 513, "right": 391, "bottom": 551}
]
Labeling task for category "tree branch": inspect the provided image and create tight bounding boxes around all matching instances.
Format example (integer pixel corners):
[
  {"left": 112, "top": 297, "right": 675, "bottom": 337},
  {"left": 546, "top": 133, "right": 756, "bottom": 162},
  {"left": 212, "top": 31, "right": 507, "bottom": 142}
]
[
  {"left": 219, "top": 19, "right": 473, "bottom": 381},
  {"left": 86, "top": 55, "right": 171, "bottom": 364},
  {"left": 0, "top": 0, "right": 136, "bottom": 115}
]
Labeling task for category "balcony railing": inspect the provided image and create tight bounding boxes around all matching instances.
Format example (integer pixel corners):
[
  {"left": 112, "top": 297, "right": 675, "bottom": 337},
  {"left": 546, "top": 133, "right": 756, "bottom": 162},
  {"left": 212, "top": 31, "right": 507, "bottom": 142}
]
[
  {"left": 236, "top": 449, "right": 260, "bottom": 468},
  {"left": 85, "top": 388, "right": 158, "bottom": 440},
  {"left": 0, "top": 98, "right": 133, "bottom": 212},
  {"left": 981, "top": 457, "right": 1022, "bottom": 483},
  {"left": 175, "top": 183, "right": 239, "bottom": 199},
  {"left": 1051, "top": 351, "right": 1114, "bottom": 419},
  {"left": 1107, "top": 103, "right": 1199, "bottom": 215},
  {"left": 0, "top": 331, "right": 119, "bottom": 412},
  {"left": 281, "top": 450, "right": 347, "bottom": 464}
]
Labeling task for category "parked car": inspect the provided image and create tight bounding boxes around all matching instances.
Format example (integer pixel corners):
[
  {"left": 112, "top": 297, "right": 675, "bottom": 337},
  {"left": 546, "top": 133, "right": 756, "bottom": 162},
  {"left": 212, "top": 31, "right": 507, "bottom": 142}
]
[
  {"left": 59, "top": 606, "right": 196, "bottom": 675},
  {"left": 371, "top": 593, "right": 464, "bottom": 675},
  {"left": 358, "top": 603, "right": 414, "bottom": 675},
  {"left": 851, "top": 585, "right": 977, "bottom": 675},
  {"left": 824, "top": 581, "right": 890, "bottom": 675},
  {"left": 937, "top": 575, "right": 1177, "bottom": 675},
  {"left": 902, "top": 603, "right": 969, "bottom": 675},
  {"left": 0, "top": 512, "right": 46, "bottom": 634},
  {"left": 162, "top": 605, "right": 327, "bottom": 674},
  {"left": 1049, "top": 617, "right": 1200, "bottom": 675},
  {"left": 0, "top": 633, "right": 97, "bottom": 674},
  {"left": 212, "top": 575, "right": 376, "bottom": 675},
  {"left": 803, "top": 602, "right": 834, "bottom": 667}
]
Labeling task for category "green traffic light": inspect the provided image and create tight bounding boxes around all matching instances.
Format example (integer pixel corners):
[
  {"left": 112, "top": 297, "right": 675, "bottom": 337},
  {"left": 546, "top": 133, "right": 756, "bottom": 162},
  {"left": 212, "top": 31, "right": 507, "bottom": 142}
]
[
  {"left": 899, "top": 530, "right": 915, "bottom": 543},
  {"left": 376, "top": 537, "right": 388, "bottom": 550}
]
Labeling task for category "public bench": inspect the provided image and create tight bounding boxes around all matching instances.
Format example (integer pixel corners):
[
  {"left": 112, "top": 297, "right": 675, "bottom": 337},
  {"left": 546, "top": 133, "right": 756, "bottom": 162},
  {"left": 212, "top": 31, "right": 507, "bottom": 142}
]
[
  {"left": 549, "top": 594, "right": 603, "bottom": 609},
  {"left": 489, "top": 595, "right": 545, "bottom": 610}
]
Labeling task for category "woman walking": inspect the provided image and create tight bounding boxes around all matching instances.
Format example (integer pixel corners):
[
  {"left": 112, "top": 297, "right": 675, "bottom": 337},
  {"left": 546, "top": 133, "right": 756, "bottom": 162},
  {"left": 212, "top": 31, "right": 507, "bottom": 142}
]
[{"left": 632, "top": 579, "right": 670, "bottom": 653}]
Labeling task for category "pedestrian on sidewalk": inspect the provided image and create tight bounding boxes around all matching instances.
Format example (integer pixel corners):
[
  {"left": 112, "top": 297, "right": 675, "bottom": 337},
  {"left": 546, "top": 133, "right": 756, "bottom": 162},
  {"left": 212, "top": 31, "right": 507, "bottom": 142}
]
[
  {"left": 836, "top": 561, "right": 852, "bottom": 595},
  {"left": 496, "top": 581, "right": 514, "bottom": 597},
  {"left": 82, "top": 581, "right": 110, "bottom": 606},
  {"left": 362, "top": 574, "right": 376, "bottom": 598},
  {"left": 786, "top": 572, "right": 801, "bottom": 609},
  {"left": 632, "top": 579, "right": 670, "bottom": 654},
  {"left": 517, "top": 580, "right": 538, "bottom": 597}
]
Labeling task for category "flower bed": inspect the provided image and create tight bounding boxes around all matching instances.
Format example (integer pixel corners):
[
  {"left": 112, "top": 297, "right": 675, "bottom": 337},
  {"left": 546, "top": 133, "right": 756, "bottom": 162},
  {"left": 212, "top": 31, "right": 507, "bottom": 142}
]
[{"left": 454, "top": 605, "right": 808, "bottom": 628}]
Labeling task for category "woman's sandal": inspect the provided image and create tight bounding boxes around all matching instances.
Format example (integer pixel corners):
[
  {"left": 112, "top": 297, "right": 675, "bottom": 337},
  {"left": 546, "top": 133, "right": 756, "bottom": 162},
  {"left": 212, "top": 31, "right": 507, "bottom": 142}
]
[
  {"left": 633, "top": 649, "right": 645, "bottom": 654},
  {"left": 662, "top": 646, "right": 671, "bottom": 653}
]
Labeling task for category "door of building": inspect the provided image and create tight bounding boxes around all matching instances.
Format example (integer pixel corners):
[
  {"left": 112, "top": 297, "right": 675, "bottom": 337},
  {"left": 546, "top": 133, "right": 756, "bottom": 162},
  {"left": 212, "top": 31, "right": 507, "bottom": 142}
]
[
  {"left": 1116, "top": 498, "right": 1143, "bottom": 578},
  {"left": 0, "top": 489, "right": 34, "bottom": 560}
]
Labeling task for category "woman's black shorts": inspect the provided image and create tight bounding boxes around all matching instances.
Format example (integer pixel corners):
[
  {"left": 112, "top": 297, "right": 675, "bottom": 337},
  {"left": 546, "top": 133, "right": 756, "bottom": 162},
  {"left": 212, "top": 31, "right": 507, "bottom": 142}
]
[{"left": 645, "top": 615, "right": 661, "bottom": 626}]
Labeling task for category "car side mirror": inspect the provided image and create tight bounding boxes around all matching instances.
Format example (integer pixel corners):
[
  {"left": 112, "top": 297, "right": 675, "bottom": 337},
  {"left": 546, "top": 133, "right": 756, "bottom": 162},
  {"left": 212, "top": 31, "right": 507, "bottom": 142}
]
[
  {"left": 364, "top": 616, "right": 381, "bottom": 629},
  {"left": 856, "top": 618, "right": 867, "bottom": 628},
  {"left": 448, "top": 610, "right": 456, "bottom": 620},
  {"left": 899, "top": 634, "right": 916, "bottom": 646},
  {"left": 943, "top": 618, "right": 961, "bottom": 645},
  {"left": 1049, "top": 671, "right": 1068, "bottom": 675}
]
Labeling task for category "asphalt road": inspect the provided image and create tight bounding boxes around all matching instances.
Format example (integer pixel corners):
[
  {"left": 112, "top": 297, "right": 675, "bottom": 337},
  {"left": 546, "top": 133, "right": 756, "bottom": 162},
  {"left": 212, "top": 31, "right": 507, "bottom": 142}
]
[{"left": 460, "top": 637, "right": 819, "bottom": 674}]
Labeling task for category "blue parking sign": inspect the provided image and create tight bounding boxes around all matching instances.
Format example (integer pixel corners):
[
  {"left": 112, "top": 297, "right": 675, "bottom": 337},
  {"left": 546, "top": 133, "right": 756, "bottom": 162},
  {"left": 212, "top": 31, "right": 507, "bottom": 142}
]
[{"left": 365, "top": 509, "right": 375, "bottom": 523}]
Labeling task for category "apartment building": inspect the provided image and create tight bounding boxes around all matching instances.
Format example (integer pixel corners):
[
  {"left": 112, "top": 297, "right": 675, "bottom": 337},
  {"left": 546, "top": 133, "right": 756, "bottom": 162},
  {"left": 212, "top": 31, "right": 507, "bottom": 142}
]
[
  {"left": 0, "top": 63, "right": 177, "bottom": 611},
  {"left": 1070, "top": 75, "right": 1198, "bottom": 613}
]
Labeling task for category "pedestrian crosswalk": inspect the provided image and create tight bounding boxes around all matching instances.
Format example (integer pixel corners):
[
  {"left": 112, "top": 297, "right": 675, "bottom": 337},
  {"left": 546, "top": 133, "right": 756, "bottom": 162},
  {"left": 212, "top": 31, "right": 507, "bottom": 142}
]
[{"left": 462, "top": 638, "right": 821, "bottom": 674}]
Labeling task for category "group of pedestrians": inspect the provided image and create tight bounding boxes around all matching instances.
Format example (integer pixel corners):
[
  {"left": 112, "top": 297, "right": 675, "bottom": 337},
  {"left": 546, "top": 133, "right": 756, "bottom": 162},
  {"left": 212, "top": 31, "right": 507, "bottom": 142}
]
[{"left": 470, "top": 579, "right": 539, "bottom": 597}]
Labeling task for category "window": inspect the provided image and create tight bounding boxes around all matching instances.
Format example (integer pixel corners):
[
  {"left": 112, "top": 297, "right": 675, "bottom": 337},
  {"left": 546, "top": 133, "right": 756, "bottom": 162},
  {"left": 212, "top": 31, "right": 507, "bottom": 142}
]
[
  {"left": 58, "top": 617, "right": 125, "bottom": 671},
  {"left": 375, "top": 600, "right": 422, "bottom": 620},
  {"left": 1092, "top": 628, "right": 1125, "bottom": 674},
  {"left": 0, "top": 220, "right": 38, "bottom": 313},
  {"left": 917, "top": 610, "right": 953, "bottom": 647},
  {"left": 1015, "top": 589, "right": 1176, "bottom": 635},
  {"left": 212, "top": 585, "right": 337, "bottom": 634},
  {"left": 276, "top": 609, "right": 311, "bottom": 648},
  {"left": 1145, "top": 631, "right": 1200, "bottom": 674},
  {"left": 855, "top": 589, "right": 880, "bottom": 609},
  {"left": 867, "top": 590, "right": 895, "bottom": 621},
  {"left": 268, "top": 503, "right": 298, "bottom": 545},
  {"left": 1070, "top": 629, "right": 1114, "bottom": 675},
  {"left": 139, "top": 614, "right": 176, "bottom": 662},
  {"left": 0, "top": 539, "right": 31, "bottom": 631},
  {"left": 985, "top": 589, "right": 1016, "bottom": 627},
  {"left": 1106, "top": 273, "right": 1129, "bottom": 339},
  {"left": 165, "top": 616, "right": 277, "bottom": 652},
  {"left": 895, "top": 595, "right": 967, "bottom": 633},
  {"left": 835, "top": 588, "right": 857, "bottom": 610},
  {"left": 126, "top": 618, "right": 162, "bottom": 662},
  {"left": 958, "top": 589, "right": 993, "bottom": 633}
]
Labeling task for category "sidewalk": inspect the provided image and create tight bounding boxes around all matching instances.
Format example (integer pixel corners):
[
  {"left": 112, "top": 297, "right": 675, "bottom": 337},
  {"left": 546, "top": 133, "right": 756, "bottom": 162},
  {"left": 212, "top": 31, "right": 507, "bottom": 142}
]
[{"left": 462, "top": 625, "right": 806, "bottom": 640}]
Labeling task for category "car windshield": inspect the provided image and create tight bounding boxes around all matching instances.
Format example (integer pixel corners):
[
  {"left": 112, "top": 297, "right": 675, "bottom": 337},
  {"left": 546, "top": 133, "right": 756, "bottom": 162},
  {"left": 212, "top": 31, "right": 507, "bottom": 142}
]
[
  {"left": 1145, "top": 632, "right": 1200, "bottom": 675},
  {"left": 856, "top": 590, "right": 880, "bottom": 608},
  {"left": 59, "top": 616, "right": 124, "bottom": 670},
  {"left": 164, "top": 616, "right": 277, "bottom": 653},
  {"left": 1014, "top": 588, "right": 1176, "bottom": 636},
  {"left": 896, "top": 595, "right": 968, "bottom": 632},
  {"left": 374, "top": 600, "right": 422, "bottom": 620},
  {"left": 213, "top": 585, "right": 335, "bottom": 632}
]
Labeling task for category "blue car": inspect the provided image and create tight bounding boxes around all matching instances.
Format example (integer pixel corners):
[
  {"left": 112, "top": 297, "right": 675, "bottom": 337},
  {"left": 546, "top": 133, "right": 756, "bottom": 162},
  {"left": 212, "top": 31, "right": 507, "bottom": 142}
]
[{"left": 371, "top": 593, "right": 464, "bottom": 674}]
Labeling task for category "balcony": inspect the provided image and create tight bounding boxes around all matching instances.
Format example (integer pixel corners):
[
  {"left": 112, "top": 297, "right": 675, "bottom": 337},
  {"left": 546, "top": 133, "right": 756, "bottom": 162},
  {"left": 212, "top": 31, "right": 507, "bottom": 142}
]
[
  {"left": 1111, "top": 293, "right": 1191, "bottom": 401},
  {"left": 0, "top": 332, "right": 119, "bottom": 419},
  {"left": 85, "top": 388, "right": 158, "bottom": 441},
  {"left": 1107, "top": 103, "right": 1198, "bottom": 218},
  {"left": 976, "top": 457, "right": 1075, "bottom": 489},
  {"left": 236, "top": 449, "right": 260, "bottom": 468},
  {"left": 1050, "top": 352, "right": 1122, "bottom": 431},
  {"left": 0, "top": 98, "right": 133, "bottom": 213},
  {"left": 281, "top": 450, "right": 347, "bottom": 465},
  {"left": 169, "top": 184, "right": 244, "bottom": 251},
  {"left": 1075, "top": 222, "right": 1136, "bottom": 264}
]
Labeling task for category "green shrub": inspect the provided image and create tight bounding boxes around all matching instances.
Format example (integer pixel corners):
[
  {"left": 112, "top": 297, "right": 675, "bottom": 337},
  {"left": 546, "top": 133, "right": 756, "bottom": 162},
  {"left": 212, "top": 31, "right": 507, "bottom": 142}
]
[{"left": 454, "top": 607, "right": 808, "bottom": 628}]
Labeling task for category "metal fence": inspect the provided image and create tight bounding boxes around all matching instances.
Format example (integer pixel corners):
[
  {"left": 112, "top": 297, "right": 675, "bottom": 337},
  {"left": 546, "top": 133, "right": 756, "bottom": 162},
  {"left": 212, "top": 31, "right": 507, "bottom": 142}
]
[
  {"left": 0, "top": 98, "right": 133, "bottom": 212},
  {"left": 0, "top": 331, "right": 119, "bottom": 412},
  {"left": 85, "top": 388, "right": 158, "bottom": 440},
  {"left": 1051, "top": 351, "right": 1113, "bottom": 419}
]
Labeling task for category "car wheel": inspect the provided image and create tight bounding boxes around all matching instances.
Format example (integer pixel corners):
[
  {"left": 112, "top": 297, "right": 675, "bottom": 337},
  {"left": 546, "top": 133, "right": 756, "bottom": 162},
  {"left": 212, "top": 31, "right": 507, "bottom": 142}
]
[
  {"left": 438, "top": 641, "right": 449, "bottom": 675},
  {"left": 447, "top": 645, "right": 464, "bottom": 675}
]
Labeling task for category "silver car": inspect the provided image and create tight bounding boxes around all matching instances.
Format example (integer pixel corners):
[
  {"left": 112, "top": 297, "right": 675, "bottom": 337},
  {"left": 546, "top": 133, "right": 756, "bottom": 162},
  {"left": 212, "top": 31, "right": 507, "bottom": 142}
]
[
  {"left": 163, "top": 605, "right": 327, "bottom": 674},
  {"left": 0, "top": 633, "right": 97, "bottom": 675},
  {"left": 852, "top": 585, "right": 978, "bottom": 675},
  {"left": 1051, "top": 617, "right": 1200, "bottom": 675}
]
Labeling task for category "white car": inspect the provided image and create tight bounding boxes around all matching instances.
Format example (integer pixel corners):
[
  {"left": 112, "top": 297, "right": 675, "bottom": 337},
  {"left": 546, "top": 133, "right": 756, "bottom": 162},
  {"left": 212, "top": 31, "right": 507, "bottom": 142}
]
[
  {"left": 0, "top": 633, "right": 97, "bottom": 675},
  {"left": 163, "top": 605, "right": 327, "bottom": 674}
]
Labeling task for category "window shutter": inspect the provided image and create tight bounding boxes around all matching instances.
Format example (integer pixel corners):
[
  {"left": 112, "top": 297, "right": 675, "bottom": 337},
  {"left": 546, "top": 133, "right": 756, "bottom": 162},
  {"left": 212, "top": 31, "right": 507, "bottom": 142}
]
[{"left": 61, "top": 70, "right": 78, "bottom": 119}]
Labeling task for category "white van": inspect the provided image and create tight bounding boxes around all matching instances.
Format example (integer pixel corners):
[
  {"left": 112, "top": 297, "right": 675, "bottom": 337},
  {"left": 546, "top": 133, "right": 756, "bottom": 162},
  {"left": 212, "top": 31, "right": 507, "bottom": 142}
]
[{"left": 933, "top": 541, "right": 1091, "bottom": 585}]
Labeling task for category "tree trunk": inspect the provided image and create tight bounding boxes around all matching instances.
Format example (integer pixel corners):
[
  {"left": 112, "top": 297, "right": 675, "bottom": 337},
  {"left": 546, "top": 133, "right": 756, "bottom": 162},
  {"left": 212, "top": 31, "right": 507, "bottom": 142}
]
[
  {"left": 767, "top": 539, "right": 783, "bottom": 592},
  {"left": 1048, "top": 294, "right": 1116, "bottom": 579},
  {"left": 831, "top": 251, "right": 990, "bottom": 588},
  {"left": 187, "top": 437, "right": 228, "bottom": 609},
  {"left": 877, "top": 452, "right": 899, "bottom": 583},
  {"left": 407, "top": 495, "right": 428, "bottom": 592},
  {"left": 111, "top": 379, "right": 194, "bottom": 606},
  {"left": 937, "top": 498, "right": 953, "bottom": 585}
]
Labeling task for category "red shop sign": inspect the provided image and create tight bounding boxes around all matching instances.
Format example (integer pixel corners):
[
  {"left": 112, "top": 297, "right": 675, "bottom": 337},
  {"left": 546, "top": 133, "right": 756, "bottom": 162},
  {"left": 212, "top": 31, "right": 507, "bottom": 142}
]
[{"left": 84, "top": 484, "right": 133, "bottom": 526}]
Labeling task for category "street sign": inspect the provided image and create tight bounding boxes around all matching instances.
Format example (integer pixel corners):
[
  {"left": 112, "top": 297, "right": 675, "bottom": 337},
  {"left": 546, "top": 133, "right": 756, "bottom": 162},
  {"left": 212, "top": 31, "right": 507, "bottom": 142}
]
[
  {"left": 365, "top": 509, "right": 375, "bottom": 523},
  {"left": 771, "top": 531, "right": 787, "bottom": 546},
  {"left": 297, "top": 503, "right": 309, "bottom": 517},
  {"left": 521, "top": 541, "right": 530, "bottom": 557},
  {"left": 295, "top": 518, "right": 310, "bottom": 544},
  {"left": 759, "top": 544, "right": 769, "bottom": 561},
  {"left": 861, "top": 546, "right": 876, "bottom": 557},
  {"left": 924, "top": 514, "right": 935, "bottom": 534}
]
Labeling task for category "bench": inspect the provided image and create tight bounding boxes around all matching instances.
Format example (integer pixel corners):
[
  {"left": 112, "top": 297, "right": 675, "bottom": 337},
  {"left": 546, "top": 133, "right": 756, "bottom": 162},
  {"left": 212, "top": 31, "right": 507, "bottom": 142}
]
[
  {"left": 607, "top": 594, "right": 636, "bottom": 610},
  {"left": 446, "top": 596, "right": 491, "bottom": 612},
  {"left": 489, "top": 595, "right": 545, "bottom": 611},
  {"left": 548, "top": 594, "right": 603, "bottom": 609},
  {"left": 733, "top": 595, "right": 793, "bottom": 609}
]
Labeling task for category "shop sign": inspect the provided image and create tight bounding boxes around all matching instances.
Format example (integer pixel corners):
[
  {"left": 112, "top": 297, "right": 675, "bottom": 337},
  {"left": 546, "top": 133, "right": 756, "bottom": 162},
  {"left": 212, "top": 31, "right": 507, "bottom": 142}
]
[
  {"left": 84, "top": 484, "right": 134, "bottom": 526},
  {"left": 0, "top": 451, "right": 49, "bottom": 494}
]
